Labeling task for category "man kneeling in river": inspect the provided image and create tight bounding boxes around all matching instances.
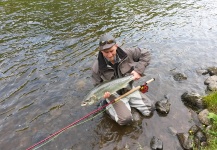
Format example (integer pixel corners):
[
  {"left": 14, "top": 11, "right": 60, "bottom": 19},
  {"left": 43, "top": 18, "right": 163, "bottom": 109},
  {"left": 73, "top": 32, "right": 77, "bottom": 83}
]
[{"left": 91, "top": 33, "right": 153, "bottom": 125}]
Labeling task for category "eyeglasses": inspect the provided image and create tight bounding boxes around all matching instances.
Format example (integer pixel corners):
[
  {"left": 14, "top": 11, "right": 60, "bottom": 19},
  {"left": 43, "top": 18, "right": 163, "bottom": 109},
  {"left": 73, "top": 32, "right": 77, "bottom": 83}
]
[{"left": 99, "top": 40, "right": 116, "bottom": 46}]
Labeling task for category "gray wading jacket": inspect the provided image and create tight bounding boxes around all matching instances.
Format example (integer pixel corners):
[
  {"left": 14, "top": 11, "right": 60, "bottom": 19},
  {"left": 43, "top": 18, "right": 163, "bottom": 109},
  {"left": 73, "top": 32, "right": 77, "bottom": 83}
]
[{"left": 91, "top": 47, "right": 151, "bottom": 87}]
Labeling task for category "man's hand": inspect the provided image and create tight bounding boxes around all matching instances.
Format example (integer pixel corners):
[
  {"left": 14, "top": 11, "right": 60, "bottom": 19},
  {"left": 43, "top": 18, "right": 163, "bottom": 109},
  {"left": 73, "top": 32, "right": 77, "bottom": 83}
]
[
  {"left": 103, "top": 91, "right": 111, "bottom": 99},
  {"left": 131, "top": 70, "right": 141, "bottom": 80}
]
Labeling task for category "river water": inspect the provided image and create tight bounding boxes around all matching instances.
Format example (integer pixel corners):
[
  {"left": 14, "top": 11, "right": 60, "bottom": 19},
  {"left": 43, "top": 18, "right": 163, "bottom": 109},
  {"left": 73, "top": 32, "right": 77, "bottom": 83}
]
[{"left": 0, "top": 0, "right": 217, "bottom": 150}]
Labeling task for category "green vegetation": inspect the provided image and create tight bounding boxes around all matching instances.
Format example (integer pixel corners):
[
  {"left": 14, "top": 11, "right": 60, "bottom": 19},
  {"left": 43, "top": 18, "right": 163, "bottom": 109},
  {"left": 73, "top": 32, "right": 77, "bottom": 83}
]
[
  {"left": 203, "top": 92, "right": 217, "bottom": 114},
  {"left": 202, "top": 92, "right": 217, "bottom": 150}
]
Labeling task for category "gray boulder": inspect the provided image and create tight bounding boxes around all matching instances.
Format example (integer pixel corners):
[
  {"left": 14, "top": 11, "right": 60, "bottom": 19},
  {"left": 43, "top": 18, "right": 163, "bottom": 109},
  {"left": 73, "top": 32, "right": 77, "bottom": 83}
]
[
  {"left": 181, "top": 92, "right": 205, "bottom": 112},
  {"left": 155, "top": 99, "right": 170, "bottom": 115},
  {"left": 204, "top": 75, "right": 217, "bottom": 92},
  {"left": 207, "top": 67, "right": 217, "bottom": 76},
  {"left": 177, "top": 133, "right": 193, "bottom": 150},
  {"left": 198, "top": 109, "right": 211, "bottom": 126}
]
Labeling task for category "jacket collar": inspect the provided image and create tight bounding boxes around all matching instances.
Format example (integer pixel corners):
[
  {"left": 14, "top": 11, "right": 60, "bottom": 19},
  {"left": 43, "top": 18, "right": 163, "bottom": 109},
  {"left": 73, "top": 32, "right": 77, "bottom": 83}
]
[{"left": 98, "top": 47, "right": 127, "bottom": 71}]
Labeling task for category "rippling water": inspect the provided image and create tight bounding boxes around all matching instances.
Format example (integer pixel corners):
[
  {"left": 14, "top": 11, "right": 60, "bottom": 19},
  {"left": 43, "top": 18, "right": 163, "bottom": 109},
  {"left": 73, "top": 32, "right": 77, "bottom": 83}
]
[{"left": 0, "top": 0, "right": 217, "bottom": 149}]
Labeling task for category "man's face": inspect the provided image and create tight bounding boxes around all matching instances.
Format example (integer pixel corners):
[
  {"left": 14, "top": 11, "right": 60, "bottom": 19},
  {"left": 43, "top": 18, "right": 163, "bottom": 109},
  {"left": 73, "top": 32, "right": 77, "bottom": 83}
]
[{"left": 101, "top": 44, "right": 118, "bottom": 63}]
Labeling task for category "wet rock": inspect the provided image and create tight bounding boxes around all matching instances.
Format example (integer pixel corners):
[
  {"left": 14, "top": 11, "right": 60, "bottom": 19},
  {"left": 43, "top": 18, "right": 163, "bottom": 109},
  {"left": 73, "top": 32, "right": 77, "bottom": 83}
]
[
  {"left": 207, "top": 67, "right": 217, "bottom": 76},
  {"left": 204, "top": 75, "right": 217, "bottom": 85},
  {"left": 198, "top": 109, "right": 211, "bottom": 125},
  {"left": 150, "top": 136, "right": 163, "bottom": 150},
  {"left": 177, "top": 125, "right": 208, "bottom": 150},
  {"left": 188, "top": 125, "right": 207, "bottom": 149},
  {"left": 188, "top": 125, "right": 200, "bottom": 135},
  {"left": 177, "top": 133, "right": 193, "bottom": 150},
  {"left": 194, "top": 130, "right": 207, "bottom": 149},
  {"left": 173, "top": 73, "right": 187, "bottom": 81},
  {"left": 196, "top": 69, "right": 209, "bottom": 75},
  {"left": 204, "top": 75, "right": 217, "bottom": 92},
  {"left": 155, "top": 99, "right": 170, "bottom": 115},
  {"left": 181, "top": 92, "right": 205, "bottom": 112},
  {"left": 194, "top": 130, "right": 207, "bottom": 144}
]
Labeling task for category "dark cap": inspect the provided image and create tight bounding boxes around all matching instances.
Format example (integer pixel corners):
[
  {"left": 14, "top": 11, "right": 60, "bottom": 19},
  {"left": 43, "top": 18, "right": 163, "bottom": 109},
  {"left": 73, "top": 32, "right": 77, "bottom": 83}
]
[{"left": 99, "top": 33, "right": 116, "bottom": 51}]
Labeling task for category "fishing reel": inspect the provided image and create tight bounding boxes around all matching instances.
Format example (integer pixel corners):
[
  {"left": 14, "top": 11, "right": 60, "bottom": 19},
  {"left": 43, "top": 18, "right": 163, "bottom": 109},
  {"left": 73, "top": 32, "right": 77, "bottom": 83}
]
[
  {"left": 140, "top": 84, "right": 149, "bottom": 93},
  {"left": 139, "top": 78, "right": 155, "bottom": 93}
]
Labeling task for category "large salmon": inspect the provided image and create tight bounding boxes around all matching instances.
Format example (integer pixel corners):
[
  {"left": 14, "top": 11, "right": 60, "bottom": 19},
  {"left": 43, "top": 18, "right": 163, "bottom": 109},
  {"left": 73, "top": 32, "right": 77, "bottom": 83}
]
[{"left": 81, "top": 75, "right": 134, "bottom": 106}]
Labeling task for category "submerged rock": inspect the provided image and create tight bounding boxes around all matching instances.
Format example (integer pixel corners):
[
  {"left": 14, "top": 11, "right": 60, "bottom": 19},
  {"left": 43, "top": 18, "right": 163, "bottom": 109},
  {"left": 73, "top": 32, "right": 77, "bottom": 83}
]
[
  {"left": 181, "top": 92, "right": 205, "bottom": 112},
  {"left": 173, "top": 73, "right": 187, "bottom": 81},
  {"left": 155, "top": 99, "right": 170, "bottom": 115},
  {"left": 150, "top": 136, "right": 163, "bottom": 150}
]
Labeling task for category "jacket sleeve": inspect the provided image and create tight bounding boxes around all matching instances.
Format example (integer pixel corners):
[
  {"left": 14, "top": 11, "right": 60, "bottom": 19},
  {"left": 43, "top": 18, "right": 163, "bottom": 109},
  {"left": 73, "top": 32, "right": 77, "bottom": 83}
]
[
  {"left": 91, "top": 61, "right": 102, "bottom": 86},
  {"left": 128, "top": 47, "right": 151, "bottom": 75}
]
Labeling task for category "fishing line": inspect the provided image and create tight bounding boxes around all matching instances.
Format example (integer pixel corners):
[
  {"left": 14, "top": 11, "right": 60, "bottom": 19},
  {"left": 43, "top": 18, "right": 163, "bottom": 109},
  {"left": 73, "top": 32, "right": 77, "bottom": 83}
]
[
  {"left": 26, "top": 99, "right": 118, "bottom": 150},
  {"left": 26, "top": 78, "right": 154, "bottom": 150},
  {"left": 32, "top": 108, "right": 106, "bottom": 150}
]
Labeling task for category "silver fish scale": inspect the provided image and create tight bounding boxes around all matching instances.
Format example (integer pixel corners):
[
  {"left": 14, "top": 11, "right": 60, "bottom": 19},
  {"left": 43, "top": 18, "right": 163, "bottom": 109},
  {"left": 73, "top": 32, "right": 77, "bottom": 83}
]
[{"left": 83, "top": 75, "right": 134, "bottom": 104}]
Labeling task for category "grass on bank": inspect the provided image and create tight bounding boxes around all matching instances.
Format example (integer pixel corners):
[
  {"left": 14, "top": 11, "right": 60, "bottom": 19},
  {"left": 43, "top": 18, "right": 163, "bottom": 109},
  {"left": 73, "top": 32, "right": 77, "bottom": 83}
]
[
  {"left": 203, "top": 92, "right": 217, "bottom": 114},
  {"left": 202, "top": 92, "right": 217, "bottom": 150}
]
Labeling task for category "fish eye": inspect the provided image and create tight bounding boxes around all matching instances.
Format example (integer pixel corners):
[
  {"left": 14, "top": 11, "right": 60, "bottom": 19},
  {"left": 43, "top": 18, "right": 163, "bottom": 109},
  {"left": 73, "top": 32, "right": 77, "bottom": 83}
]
[{"left": 81, "top": 102, "right": 87, "bottom": 106}]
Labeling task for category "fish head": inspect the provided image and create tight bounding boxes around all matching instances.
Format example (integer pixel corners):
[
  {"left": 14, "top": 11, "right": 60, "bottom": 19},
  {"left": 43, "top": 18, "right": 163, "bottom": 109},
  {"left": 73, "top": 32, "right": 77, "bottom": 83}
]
[{"left": 81, "top": 95, "right": 97, "bottom": 106}]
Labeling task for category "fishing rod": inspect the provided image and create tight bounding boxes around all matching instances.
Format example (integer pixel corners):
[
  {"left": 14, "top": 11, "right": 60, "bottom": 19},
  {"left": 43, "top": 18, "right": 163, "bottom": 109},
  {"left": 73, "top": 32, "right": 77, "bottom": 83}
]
[
  {"left": 26, "top": 78, "right": 155, "bottom": 150},
  {"left": 112, "top": 78, "right": 155, "bottom": 102}
]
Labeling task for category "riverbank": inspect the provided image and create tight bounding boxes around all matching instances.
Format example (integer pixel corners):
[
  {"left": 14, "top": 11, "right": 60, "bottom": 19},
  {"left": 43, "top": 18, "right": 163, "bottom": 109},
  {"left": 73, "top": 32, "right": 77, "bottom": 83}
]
[
  {"left": 176, "top": 67, "right": 217, "bottom": 149},
  {"left": 202, "top": 92, "right": 217, "bottom": 150}
]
